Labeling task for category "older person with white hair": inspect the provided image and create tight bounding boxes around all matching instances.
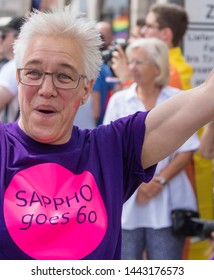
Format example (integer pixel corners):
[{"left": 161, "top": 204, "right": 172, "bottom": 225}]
[{"left": 103, "top": 38, "right": 199, "bottom": 260}]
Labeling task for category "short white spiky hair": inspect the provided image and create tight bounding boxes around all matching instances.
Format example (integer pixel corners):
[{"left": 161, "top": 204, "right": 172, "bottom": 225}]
[{"left": 13, "top": 5, "right": 103, "bottom": 80}]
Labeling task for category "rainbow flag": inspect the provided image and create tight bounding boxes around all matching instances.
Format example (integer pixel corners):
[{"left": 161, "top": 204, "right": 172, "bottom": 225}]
[{"left": 112, "top": 14, "right": 129, "bottom": 40}]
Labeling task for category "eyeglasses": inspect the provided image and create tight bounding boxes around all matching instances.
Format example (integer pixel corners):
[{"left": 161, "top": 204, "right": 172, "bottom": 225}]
[
  {"left": 127, "top": 60, "right": 150, "bottom": 66},
  {"left": 144, "top": 23, "right": 160, "bottom": 30},
  {"left": 17, "top": 68, "right": 87, "bottom": 89}
]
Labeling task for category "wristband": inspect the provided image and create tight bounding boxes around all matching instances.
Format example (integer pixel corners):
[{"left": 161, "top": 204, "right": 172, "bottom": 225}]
[{"left": 157, "top": 176, "right": 167, "bottom": 185}]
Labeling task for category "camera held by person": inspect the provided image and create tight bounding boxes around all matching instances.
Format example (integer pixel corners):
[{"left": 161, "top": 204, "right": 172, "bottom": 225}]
[
  {"left": 171, "top": 209, "right": 214, "bottom": 239},
  {"left": 191, "top": 217, "right": 214, "bottom": 239},
  {"left": 101, "top": 38, "right": 127, "bottom": 64}
]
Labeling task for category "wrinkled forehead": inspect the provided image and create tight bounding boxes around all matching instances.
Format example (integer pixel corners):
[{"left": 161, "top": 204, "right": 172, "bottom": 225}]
[{"left": 22, "top": 35, "right": 84, "bottom": 72}]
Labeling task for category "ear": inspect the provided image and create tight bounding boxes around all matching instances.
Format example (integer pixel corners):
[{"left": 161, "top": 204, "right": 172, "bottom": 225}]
[
  {"left": 16, "top": 69, "right": 20, "bottom": 83},
  {"left": 159, "top": 27, "right": 173, "bottom": 48},
  {"left": 81, "top": 79, "right": 94, "bottom": 105}
]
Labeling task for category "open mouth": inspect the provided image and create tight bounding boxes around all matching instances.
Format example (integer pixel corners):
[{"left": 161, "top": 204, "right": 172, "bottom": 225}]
[
  {"left": 35, "top": 105, "right": 57, "bottom": 115},
  {"left": 37, "top": 109, "right": 55, "bottom": 114}
]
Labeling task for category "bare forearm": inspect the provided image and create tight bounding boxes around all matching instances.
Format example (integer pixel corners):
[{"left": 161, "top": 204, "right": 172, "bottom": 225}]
[
  {"left": 111, "top": 46, "right": 131, "bottom": 80},
  {"left": 159, "top": 152, "right": 193, "bottom": 183},
  {"left": 142, "top": 81, "right": 214, "bottom": 169}
]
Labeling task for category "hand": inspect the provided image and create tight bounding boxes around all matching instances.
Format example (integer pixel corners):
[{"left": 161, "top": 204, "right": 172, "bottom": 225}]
[
  {"left": 136, "top": 176, "right": 165, "bottom": 204},
  {"left": 111, "top": 45, "right": 130, "bottom": 80}
]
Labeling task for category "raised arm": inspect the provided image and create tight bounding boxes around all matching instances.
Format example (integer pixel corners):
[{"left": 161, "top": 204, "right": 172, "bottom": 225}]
[
  {"left": 111, "top": 45, "right": 131, "bottom": 81},
  {"left": 141, "top": 79, "right": 214, "bottom": 169}
]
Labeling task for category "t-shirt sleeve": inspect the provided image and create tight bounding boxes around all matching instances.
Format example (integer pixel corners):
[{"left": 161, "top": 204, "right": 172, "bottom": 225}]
[
  {"left": 119, "top": 111, "right": 157, "bottom": 200},
  {"left": 97, "top": 111, "right": 157, "bottom": 201}
]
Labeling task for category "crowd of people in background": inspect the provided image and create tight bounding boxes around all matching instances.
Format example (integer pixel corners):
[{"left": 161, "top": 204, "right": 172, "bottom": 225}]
[{"left": 0, "top": 1, "right": 214, "bottom": 260}]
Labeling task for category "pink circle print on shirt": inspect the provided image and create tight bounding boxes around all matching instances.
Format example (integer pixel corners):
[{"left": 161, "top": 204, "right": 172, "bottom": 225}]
[{"left": 4, "top": 163, "right": 108, "bottom": 259}]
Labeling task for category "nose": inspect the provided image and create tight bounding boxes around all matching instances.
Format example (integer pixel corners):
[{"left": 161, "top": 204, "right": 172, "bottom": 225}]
[
  {"left": 38, "top": 73, "right": 57, "bottom": 97},
  {"left": 128, "top": 63, "right": 136, "bottom": 74}
]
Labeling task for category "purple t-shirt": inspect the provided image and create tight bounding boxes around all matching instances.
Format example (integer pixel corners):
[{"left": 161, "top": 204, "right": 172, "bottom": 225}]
[{"left": 0, "top": 111, "right": 156, "bottom": 260}]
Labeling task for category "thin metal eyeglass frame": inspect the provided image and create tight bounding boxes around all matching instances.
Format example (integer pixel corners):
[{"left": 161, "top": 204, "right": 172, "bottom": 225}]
[
  {"left": 17, "top": 68, "right": 87, "bottom": 89},
  {"left": 127, "top": 60, "right": 150, "bottom": 66},
  {"left": 144, "top": 23, "right": 160, "bottom": 30}
]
